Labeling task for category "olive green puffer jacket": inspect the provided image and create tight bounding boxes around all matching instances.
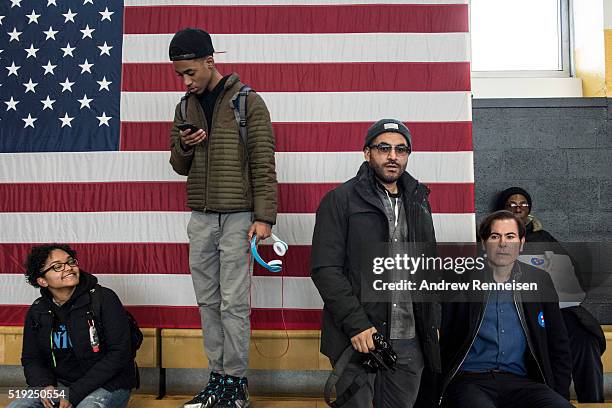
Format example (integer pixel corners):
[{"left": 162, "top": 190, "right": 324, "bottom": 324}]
[{"left": 169, "top": 73, "right": 277, "bottom": 225}]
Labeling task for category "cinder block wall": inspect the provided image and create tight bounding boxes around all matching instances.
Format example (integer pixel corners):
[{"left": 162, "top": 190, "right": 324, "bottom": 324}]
[{"left": 472, "top": 98, "right": 612, "bottom": 323}]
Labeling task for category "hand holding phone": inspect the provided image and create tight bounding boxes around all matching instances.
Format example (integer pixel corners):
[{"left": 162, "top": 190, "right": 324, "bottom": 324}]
[
  {"left": 177, "top": 122, "right": 206, "bottom": 149},
  {"left": 177, "top": 123, "right": 200, "bottom": 134}
]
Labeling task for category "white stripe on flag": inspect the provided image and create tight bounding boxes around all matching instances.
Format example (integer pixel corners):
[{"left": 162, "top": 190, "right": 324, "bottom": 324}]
[
  {"left": 0, "top": 151, "right": 474, "bottom": 183},
  {"left": 0, "top": 274, "right": 324, "bottom": 308},
  {"left": 276, "top": 152, "right": 474, "bottom": 183},
  {"left": 123, "top": 33, "right": 470, "bottom": 64},
  {"left": 0, "top": 212, "right": 475, "bottom": 244},
  {"left": 121, "top": 91, "right": 472, "bottom": 122}
]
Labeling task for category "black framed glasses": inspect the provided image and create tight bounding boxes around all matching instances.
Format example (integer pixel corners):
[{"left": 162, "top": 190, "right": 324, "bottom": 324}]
[
  {"left": 506, "top": 203, "right": 530, "bottom": 209},
  {"left": 41, "top": 258, "right": 78, "bottom": 274},
  {"left": 368, "top": 143, "right": 410, "bottom": 156}
]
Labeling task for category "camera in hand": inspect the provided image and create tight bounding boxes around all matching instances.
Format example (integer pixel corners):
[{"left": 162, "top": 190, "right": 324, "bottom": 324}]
[{"left": 361, "top": 332, "right": 397, "bottom": 372}]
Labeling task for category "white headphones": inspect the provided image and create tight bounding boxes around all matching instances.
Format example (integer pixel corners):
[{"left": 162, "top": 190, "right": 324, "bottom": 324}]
[{"left": 250, "top": 233, "right": 288, "bottom": 273}]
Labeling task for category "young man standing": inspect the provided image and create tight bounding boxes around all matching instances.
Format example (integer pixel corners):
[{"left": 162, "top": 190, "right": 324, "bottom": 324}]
[
  {"left": 311, "top": 119, "right": 441, "bottom": 407},
  {"left": 168, "top": 28, "right": 277, "bottom": 408}
]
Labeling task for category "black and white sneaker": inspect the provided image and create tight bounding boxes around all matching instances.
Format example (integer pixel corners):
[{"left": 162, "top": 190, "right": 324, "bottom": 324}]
[
  {"left": 216, "top": 375, "right": 250, "bottom": 408},
  {"left": 183, "top": 371, "right": 224, "bottom": 408}
]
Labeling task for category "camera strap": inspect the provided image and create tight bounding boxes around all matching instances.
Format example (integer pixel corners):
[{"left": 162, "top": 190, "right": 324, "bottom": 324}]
[{"left": 324, "top": 345, "right": 370, "bottom": 407}]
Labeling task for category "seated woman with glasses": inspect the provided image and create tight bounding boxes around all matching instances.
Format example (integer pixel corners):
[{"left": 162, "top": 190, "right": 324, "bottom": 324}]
[{"left": 8, "top": 244, "right": 137, "bottom": 408}]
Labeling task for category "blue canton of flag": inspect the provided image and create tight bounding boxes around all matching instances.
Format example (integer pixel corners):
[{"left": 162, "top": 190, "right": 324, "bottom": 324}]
[{"left": 0, "top": 0, "right": 123, "bottom": 152}]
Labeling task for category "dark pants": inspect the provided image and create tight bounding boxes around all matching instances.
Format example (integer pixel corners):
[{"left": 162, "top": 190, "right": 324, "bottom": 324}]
[
  {"left": 442, "top": 372, "right": 573, "bottom": 408},
  {"left": 334, "top": 339, "right": 424, "bottom": 408},
  {"left": 561, "top": 307, "right": 605, "bottom": 403}
]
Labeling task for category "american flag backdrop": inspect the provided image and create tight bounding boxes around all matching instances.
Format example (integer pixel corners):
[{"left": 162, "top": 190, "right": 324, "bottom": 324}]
[{"left": 0, "top": 0, "right": 473, "bottom": 329}]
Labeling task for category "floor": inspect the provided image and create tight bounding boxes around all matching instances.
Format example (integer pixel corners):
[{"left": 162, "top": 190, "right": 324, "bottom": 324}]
[{"left": 1, "top": 392, "right": 611, "bottom": 407}]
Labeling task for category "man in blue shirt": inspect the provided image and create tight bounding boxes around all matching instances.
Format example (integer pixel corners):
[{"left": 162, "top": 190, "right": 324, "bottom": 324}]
[{"left": 439, "top": 211, "right": 573, "bottom": 408}]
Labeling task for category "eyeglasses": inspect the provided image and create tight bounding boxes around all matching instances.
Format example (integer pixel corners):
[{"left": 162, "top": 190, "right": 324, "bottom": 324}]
[
  {"left": 368, "top": 143, "right": 410, "bottom": 156},
  {"left": 41, "top": 258, "right": 79, "bottom": 274},
  {"left": 506, "top": 203, "right": 530, "bottom": 209}
]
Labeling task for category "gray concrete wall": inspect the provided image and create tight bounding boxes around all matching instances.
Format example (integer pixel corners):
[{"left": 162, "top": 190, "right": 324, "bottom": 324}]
[{"left": 472, "top": 98, "right": 612, "bottom": 322}]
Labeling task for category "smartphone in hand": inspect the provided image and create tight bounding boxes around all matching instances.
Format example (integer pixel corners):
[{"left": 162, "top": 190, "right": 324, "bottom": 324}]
[{"left": 177, "top": 123, "right": 200, "bottom": 134}]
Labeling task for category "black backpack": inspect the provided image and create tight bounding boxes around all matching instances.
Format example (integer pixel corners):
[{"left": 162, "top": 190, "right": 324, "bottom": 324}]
[
  {"left": 88, "top": 285, "right": 144, "bottom": 358},
  {"left": 89, "top": 285, "right": 143, "bottom": 388}
]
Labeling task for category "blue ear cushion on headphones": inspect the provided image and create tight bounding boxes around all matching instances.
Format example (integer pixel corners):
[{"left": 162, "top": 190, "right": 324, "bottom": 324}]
[{"left": 250, "top": 236, "right": 282, "bottom": 273}]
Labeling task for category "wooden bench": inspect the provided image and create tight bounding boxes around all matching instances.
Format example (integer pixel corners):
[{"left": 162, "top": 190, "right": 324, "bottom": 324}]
[
  {"left": 0, "top": 327, "right": 160, "bottom": 368},
  {"left": 161, "top": 329, "right": 330, "bottom": 370},
  {"left": 603, "top": 325, "right": 612, "bottom": 373},
  {"left": 1, "top": 325, "right": 611, "bottom": 407},
  {"left": 3, "top": 325, "right": 610, "bottom": 372}
]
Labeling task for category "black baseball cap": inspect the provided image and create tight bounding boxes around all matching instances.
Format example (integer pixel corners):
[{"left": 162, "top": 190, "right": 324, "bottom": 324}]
[
  {"left": 364, "top": 119, "right": 412, "bottom": 150},
  {"left": 169, "top": 28, "right": 215, "bottom": 61}
]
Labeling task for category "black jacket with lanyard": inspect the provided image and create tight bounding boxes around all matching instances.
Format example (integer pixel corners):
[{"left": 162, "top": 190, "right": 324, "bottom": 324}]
[
  {"left": 21, "top": 272, "right": 137, "bottom": 406},
  {"left": 311, "top": 162, "right": 442, "bottom": 373},
  {"left": 438, "top": 262, "right": 572, "bottom": 405}
]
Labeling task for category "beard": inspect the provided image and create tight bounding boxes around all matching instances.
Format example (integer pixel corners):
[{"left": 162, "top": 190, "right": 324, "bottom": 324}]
[{"left": 369, "top": 159, "right": 406, "bottom": 184}]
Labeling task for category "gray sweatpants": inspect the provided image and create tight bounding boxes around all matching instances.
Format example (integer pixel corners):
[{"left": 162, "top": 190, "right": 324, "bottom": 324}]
[{"left": 187, "top": 211, "right": 253, "bottom": 377}]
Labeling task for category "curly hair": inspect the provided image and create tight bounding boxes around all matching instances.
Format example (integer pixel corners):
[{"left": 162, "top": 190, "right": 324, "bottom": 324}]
[{"left": 24, "top": 244, "right": 77, "bottom": 288}]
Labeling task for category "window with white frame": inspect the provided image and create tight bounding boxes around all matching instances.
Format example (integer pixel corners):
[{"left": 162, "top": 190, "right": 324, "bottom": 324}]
[{"left": 470, "top": 0, "right": 571, "bottom": 77}]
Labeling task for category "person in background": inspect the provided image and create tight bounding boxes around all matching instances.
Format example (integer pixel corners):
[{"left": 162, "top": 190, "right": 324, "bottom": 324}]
[
  {"left": 496, "top": 187, "right": 605, "bottom": 403},
  {"left": 439, "top": 211, "right": 573, "bottom": 408},
  {"left": 8, "top": 244, "right": 137, "bottom": 408}
]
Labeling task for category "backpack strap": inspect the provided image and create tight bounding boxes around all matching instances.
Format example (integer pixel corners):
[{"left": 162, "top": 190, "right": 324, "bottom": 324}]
[
  {"left": 179, "top": 91, "right": 190, "bottom": 122},
  {"left": 230, "top": 85, "right": 252, "bottom": 162},
  {"left": 88, "top": 285, "right": 104, "bottom": 339},
  {"left": 89, "top": 285, "right": 102, "bottom": 319},
  {"left": 30, "top": 297, "right": 47, "bottom": 330}
]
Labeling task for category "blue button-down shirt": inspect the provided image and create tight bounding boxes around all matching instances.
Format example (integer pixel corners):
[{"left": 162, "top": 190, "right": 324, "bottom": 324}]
[{"left": 460, "top": 290, "right": 527, "bottom": 376}]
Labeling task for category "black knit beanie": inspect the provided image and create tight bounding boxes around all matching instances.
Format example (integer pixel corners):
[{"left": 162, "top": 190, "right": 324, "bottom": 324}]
[{"left": 495, "top": 187, "right": 532, "bottom": 211}]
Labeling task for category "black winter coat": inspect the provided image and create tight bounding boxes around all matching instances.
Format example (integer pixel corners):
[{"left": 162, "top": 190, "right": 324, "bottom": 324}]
[
  {"left": 21, "top": 272, "right": 137, "bottom": 406},
  {"left": 439, "top": 263, "right": 572, "bottom": 404},
  {"left": 310, "top": 162, "right": 441, "bottom": 373}
]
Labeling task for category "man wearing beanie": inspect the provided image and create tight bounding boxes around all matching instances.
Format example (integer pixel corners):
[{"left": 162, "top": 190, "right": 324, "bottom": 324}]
[
  {"left": 311, "top": 119, "right": 440, "bottom": 407},
  {"left": 168, "top": 28, "right": 277, "bottom": 408}
]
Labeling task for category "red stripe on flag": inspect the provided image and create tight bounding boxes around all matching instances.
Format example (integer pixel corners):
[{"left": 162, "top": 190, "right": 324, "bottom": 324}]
[
  {"left": 124, "top": 4, "right": 468, "bottom": 34},
  {"left": 280, "top": 183, "right": 475, "bottom": 213},
  {"left": 0, "top": 183, "right": 473, "bottom": 213},
  {"left": 429, "top": 183, "right": 474, "bottom": 213},
  {"left": 122, "top": 62, "right": 471, "bottom": 92},
  {"left": 0, "top": 305, "right": 322, "bottom": 329},
  {"left": 0, "top": 243, "right": 190, "bottom": 275},
  {"left": 120, "top": 122, "right": 473, "bottom": 152},
  {"left": 0, "top": 183, "right": 188, "bottom": 212}
]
